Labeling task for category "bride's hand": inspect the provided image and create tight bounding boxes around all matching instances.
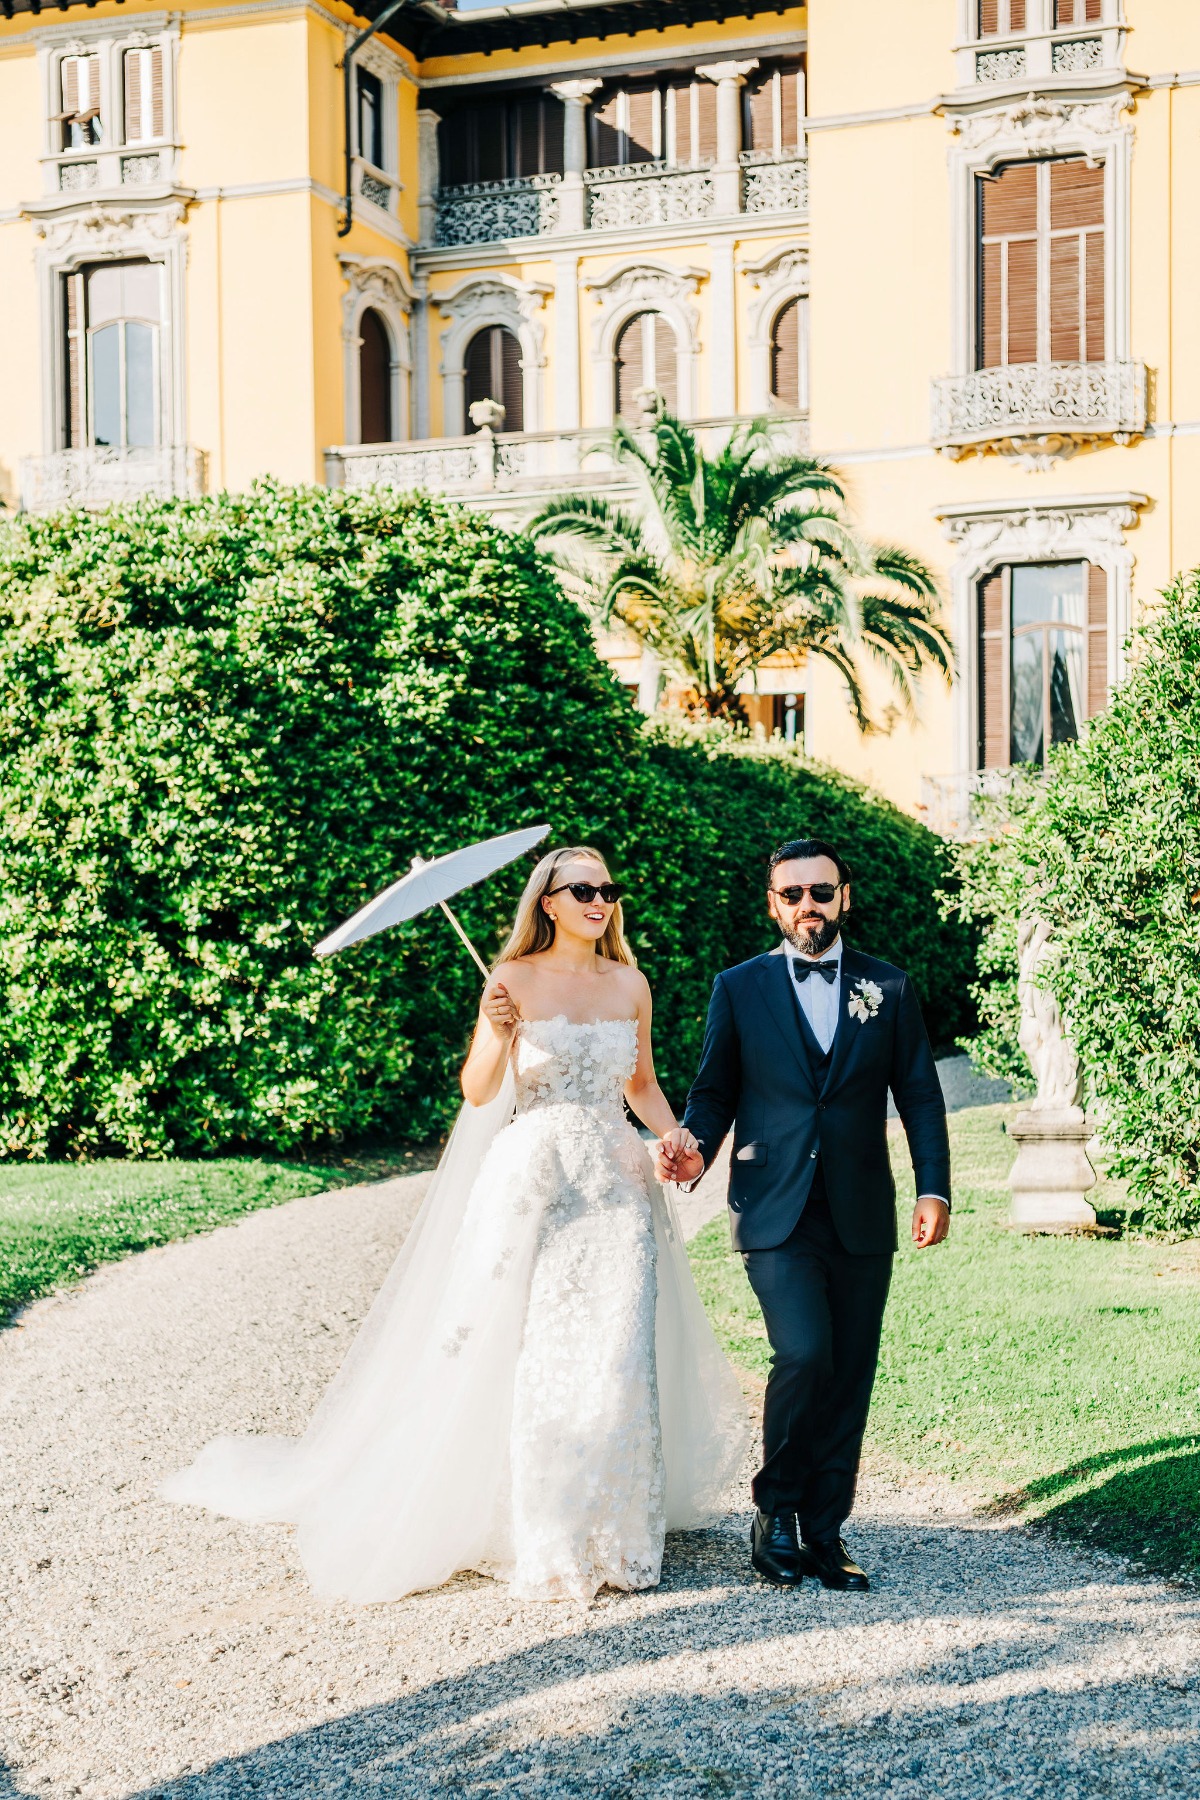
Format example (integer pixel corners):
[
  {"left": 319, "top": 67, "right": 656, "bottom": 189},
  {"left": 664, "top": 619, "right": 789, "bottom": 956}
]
[
  {"left": 654, "top": 1127, "right": 702, "bottom": 1186},
  {"left": 481, "top": 979, "right": 520, "bottom": 1038}
]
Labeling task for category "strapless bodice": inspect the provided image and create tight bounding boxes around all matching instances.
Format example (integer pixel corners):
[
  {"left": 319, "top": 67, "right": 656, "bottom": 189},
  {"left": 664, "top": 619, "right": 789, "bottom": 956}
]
[{"left": 512, "top": 1015, "right": 638, "bottom": 1120}]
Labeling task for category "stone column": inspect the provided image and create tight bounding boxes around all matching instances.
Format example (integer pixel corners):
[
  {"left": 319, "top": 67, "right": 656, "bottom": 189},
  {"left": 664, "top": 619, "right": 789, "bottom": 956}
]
[
  {"left": 702, "top": 59, "right": 758, "bottom": 215},
  {"left": 1007, "top": 916, "right": 1098, "bottom": 1231},
  {"left": 550, "top": 79, "right": 601, "bottom": 234},
  {"left": 708, "top": 237, "right": 737, "bottom": 416},
  {"left": 550, "top": 250, "right": 582, "bottom": 440},
  {"left": 417, "top": 109, "right": 440, "bottom": 247},
  {"left": 410, "top": 278, "right": 431, "bottom": 441}
]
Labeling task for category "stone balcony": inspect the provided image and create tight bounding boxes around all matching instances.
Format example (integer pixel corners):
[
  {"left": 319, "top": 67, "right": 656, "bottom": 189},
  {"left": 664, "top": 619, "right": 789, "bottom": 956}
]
[
  {"left": 325, "top": 413, "right": 809, "bottom": 514},
  {"left": 19, "top": 445, "right": 208, "bottom": 512},
  {"left": 918, "top": 768, "right": 1028, "bottom": 840},
  {"left": 931, "top": 360, "right": 1148, "bottom": 464},
  {"left": 430, "top": 151, "right": 807, "bottom": 249}
]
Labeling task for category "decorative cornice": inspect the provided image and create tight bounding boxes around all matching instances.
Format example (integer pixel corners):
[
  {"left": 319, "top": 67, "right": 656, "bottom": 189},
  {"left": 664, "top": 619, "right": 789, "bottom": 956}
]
[
  {"left": 582, "top": 258, "right": 706, "bottom": 299},
  {"left": 737, "top": 243, "right": 808, "bottom": 285},
  {"left": 936, "top": 492, "right": 1148, "bottom": 565},
  {"left": 29, "top": 198, "right": 189, "bottom": 254},
  {"left": 948, "top": 90, "right": 1134, "bottom": 160}
]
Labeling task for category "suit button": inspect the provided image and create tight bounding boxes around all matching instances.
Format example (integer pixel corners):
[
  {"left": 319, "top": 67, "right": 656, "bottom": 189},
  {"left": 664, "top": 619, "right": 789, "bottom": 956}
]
[
  {"left": 810, "top": 1150, "right": 818, "bottom": 1159},
  {"left": 818, "top": 1102, "right": 827, "bottom": 1111}
]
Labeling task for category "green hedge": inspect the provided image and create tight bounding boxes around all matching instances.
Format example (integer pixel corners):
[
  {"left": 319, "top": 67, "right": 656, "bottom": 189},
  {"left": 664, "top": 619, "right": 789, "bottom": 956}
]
[
  {"left": 947, "top": 572, "right": 1200, "bottom": 1234},
  {"left": 0, "top": 484, "right": 974, "bottom": 1158}
]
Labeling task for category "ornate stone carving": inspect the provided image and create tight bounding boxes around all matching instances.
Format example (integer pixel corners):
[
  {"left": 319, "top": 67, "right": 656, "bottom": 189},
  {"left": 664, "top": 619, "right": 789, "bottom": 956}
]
[
  {"left": 932, "top": 360, "right": 1148, "bottom": 466},
  {"left": 20, "top": 445, "right": 206, "bottom": 512},
  {"left": 1017, "top": 917, "right": 1082, "bottom": 1113},
  {"left": 1007, "top": 914, "right": 1098, "bottom": 1231},
  {"left": 740, "top": 153, "right": 809, "bottom": 215},
  {"left": 435, "top": 175, "right": 561, "bottom": 246},
  {"left": 1053, "top": 36, "right": 1103, "bottom": 73},
  {"left": 939, "top": 495, "right": 1144, "bottom": 565},
  {"left": 435, "top": 274, "right": 551, "bottom": 435},
  {"left": 975, "top": 48, "right": 1027, "bottom": 84},
  {"left": 585, "top": 162, "right": 714, "bottom": 230},
  {"left": 121, "top": 154, "right": 162, "bottom": 186},
  {"left": 954, "top": 94, "right": 1130, "bottom": 163},
  {"left": 33, "top": 202, "right": 186, "bottom": 256},
  {"left": 59, "top": 161, "right": 99, "bottom": 192},
  {"left": 360, "top": 171, "right": 394, "bottom": 212}
]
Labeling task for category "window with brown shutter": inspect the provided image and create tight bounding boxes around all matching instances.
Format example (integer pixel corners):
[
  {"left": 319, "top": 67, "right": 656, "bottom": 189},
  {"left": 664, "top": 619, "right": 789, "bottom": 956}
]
[
  {"left": 770, "top": 297, "right": 807, "bottom": 410},
  {"left": 57, "top": 54, "right": 102, "bottom": 150},
  {"left": 62, "top": 271, "right": 84, "bottom": 449},
  {"left": 743, "top": 61, "right": 805, "bottom": 156},
  {"left": 464, "top": 326, "right": 523, "bottom": 432},
  {"left": 614, "top": 312, "right": 678, "bottom": 418},
  {"left": 1055, "top": 0, "right": 1101, "bottom": 25},
  {"left": 124, "top": 46, "right": 166, "bottom": 145},
  {"left": 590, "top": 90, "right": 622, "bottom": 168},
  {"left": 695, "top": 78, "right": 718, "bottom": 163},
  {"left": 978, "top": 0, "right": 1025, "bottom": 33},
  {"left": 977, "top": 562, "right": 1102, "bottom": 769},
  {"left": 625, "top": 85, "right": 658, "bottom": 165},
  {"left": 1085, "top": 561, "right": 1108, "bottom": 717},
  {"left": 978, "top": 157, "right": 1104, "bottom": 369},
  {"left": 358, "top": 309, "right": 393, "bottom": 444}
]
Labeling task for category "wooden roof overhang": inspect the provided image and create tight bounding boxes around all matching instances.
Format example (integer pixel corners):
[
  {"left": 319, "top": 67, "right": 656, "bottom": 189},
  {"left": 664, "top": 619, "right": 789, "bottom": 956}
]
[{"left": 1, "top": 0, "right": 798, "bottom": 53}]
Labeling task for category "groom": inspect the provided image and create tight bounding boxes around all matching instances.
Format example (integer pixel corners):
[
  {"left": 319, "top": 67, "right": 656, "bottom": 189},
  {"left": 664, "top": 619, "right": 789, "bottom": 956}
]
[{"left": 656, "top": 838, "right": 950, "bottom": 1592}]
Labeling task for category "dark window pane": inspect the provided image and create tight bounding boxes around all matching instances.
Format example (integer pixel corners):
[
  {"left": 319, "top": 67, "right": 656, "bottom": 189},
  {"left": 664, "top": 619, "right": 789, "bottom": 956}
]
[
  {"left": 91, "top": 323, "right": 121, "bottom": 446},
  {"left": 1011, "top": 561, "right": 1085, "bottom": 629},
  {"left": 1048, "top": 630, "right": 1084, "bottom": 745},
  {"left": 357, "top": 69, "right": 384, "bottom": 169},
  {"left": 124, "top": 320, "right": 156, "bottom": 447}
]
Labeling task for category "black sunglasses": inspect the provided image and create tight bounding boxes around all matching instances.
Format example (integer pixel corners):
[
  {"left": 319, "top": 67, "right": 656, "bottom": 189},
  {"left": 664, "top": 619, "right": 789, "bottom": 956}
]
[
  {"left": 770, "top": 882, "right": 842, "bottom": 905},
  {"left": 547, "top": 882, "right": 622, "bottom": 905}
]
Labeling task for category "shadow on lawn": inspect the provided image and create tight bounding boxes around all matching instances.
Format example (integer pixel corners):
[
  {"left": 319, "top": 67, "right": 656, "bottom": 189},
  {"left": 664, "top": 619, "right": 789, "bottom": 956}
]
[{"left": 993, "top": 1434, "right": 1200, "bottom": 1583}]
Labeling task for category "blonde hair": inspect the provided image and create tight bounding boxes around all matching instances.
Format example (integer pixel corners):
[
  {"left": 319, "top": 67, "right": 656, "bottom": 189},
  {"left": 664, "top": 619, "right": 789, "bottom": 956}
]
[{"left": 493, "top": 844, "right": 636, "bottom": 969}]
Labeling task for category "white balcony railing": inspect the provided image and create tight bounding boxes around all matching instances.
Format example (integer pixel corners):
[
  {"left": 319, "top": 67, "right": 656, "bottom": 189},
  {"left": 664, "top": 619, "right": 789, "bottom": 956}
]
[
  {"left": 19, "top": 445, "right": 208, "bottom": 512},
  {"left": 434, "top": 173, "right": 562, "bottom": 246},
  {"left": 325, "top": 413, "right": 810, "bottom": 502},
  {"left": 739, "top": 151, "right": 809, "bottom": 214},
  {"left": 585, "top": 160, "right": 715, "bottom": 229},
  {"left": 919, "top": 768, "right": 1030, "bottom": 840},
  {"left": 931, "top": 360, "right": 1148, "bottom": 460}
]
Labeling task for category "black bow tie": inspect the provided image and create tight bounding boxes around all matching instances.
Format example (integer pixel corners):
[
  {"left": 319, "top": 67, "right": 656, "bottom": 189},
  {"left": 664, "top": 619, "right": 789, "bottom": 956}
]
[{"left": 792, "top": 958, "right": 839, "bottom": 985}]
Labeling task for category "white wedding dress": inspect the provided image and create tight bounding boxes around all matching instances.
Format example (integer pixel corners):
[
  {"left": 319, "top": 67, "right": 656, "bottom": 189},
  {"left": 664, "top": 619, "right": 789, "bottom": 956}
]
[{"left": 163, "top": 1016, "right": 748, "bottom": 1604}]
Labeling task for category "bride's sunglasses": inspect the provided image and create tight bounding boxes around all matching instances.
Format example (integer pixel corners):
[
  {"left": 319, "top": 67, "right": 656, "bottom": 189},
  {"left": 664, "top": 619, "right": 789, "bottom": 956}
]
[{"left": 547, "top": 882, "right": 623, "bottom": 905}]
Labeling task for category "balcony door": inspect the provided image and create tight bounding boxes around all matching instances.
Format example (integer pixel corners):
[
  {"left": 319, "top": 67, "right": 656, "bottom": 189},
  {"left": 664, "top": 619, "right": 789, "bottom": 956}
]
[
  {"left": 464, "top": 326, "right": 523, "bottom": 432},
  {"left": 63, "top": 260, "right": 162, "bottom": 450},
  {"left": 977, "top": 561, "right": 1108, "bottom": 768}
]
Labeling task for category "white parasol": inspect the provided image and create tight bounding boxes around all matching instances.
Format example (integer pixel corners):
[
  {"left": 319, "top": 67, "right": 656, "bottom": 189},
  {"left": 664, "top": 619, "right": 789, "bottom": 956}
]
[{"left": 313, "top": 823, "right": 551, "bottom": 975}]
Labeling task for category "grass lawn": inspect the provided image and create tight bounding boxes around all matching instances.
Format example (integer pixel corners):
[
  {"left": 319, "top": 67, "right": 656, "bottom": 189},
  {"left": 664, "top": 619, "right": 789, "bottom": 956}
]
[
  {"left": 0, "top": 1145, "right": 434, "bottom": 1326},
  {"left": 689, "top": 1102, "right": 1200, "bottom": 1587}
]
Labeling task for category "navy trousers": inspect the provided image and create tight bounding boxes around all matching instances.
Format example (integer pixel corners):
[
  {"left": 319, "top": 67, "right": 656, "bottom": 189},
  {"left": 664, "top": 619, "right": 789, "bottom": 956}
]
[{"left": 741, "top": 1167, "right": 892, "bottom": 1539}]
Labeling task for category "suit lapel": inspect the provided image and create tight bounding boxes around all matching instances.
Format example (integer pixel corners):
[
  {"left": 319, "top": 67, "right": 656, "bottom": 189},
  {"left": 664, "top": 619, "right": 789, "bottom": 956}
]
[
  {"left": 821, "top": 944, "right": 869, "bottom": 1098},
  {"left": 752, "top": 951, "right": 819, "bottom": 1099}
]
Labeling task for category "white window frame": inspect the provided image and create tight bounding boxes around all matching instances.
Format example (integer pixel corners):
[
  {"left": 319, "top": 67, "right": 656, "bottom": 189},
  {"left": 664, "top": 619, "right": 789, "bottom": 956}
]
[
  {"left": 952, "top": 0, "right": 1126, "bottom": 88},
  {"left": 35, "top": 14, "right": 180, "bottom": 197},
  {"left": 352, "top": 37, "right": 406, "bottom": 222}
]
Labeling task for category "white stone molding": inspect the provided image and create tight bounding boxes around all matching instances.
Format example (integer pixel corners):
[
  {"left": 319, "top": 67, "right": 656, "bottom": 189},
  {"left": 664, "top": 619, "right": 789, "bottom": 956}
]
[
  {"left": 738, "top": 244, "right": 810, "bottom": 412},
  {"left": 935, "top": 490, "right": 1147, "bottom": 775},
  {"left": 583, "top": 260, "right": 705, "bottom": 425},
  {"left": 435, "top": 274, "right": 551, "bottom": 436},
  {"left": 348, "top": 28, "right": 405, "bottom": 223},
  {"left": 31, "top": 199, "right": 189, "bottom": 457},
  {"left": 951, "top": 0, "right": 1127, "bottom": 91},
  {"left": 417, "top": 111, "right": 440, "bottom": 247},
  {"left": 550, "top": 251, "right": 582, "bottom": 432},
  {"left": 34, "top": 13, "right": 181, "bottom": 200},
  {"left": 550, "top": 78, "right": 603, "bottom": 233},
  {"left": 338, "top": 254, "right": 415, "bottom": 446},
  {"left": 699, "top": 58, "right": 757, "bottom": 214},
  {"left": 940, "top": 91, "right": 1137, "bottom": 462}
]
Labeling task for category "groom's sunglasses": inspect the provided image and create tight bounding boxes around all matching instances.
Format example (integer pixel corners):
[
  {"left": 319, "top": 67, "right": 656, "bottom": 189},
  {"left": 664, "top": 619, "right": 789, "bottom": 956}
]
[
  {"left": 547, "top": 882, "right": 623, "bottom": 905},
  {"left": 770, "top": 882, "right": 842, "bottom": 905}
]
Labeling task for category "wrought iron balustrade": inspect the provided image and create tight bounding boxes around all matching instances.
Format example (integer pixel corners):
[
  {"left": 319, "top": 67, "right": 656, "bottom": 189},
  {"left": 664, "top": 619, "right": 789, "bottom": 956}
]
[{"left": 434, "top": 174, "right": 562, "bottom": 246}]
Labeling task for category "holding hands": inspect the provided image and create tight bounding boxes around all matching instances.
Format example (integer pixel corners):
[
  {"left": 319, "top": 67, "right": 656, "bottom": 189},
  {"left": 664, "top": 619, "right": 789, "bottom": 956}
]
[{"left": 654, "top": 1126, "right": 703, "bottom": 1188}]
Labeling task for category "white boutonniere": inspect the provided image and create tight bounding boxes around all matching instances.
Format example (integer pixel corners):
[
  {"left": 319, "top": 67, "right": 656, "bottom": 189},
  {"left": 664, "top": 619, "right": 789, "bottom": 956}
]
[{"left": 848, "top": 978, "right": 883, "bottom": 1023}]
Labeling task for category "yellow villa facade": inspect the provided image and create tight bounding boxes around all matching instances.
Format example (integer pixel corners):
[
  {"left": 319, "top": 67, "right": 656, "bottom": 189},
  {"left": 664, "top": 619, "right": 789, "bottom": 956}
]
[{"left": 0, "top": 0, "right": 1195, "bottom": 824}]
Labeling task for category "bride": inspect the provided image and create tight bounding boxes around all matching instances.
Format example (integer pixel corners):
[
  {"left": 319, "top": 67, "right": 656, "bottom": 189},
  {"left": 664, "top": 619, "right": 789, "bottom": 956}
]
[{"left": 163, "top": 844, "right": 747, "bottom": 1604}]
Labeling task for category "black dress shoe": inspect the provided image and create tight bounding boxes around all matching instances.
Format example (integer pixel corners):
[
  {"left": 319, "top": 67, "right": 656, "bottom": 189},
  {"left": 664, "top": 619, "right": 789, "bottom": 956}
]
[
  {"left": 797, "top": 1536, "right": 870, "bottom": 1591},
  {"left": 750, "top": 1510, "right": 805, "bottom": 1586}
]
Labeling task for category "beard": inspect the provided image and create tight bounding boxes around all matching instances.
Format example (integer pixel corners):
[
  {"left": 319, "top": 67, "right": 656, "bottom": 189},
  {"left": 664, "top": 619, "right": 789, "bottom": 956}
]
[{"left": 780, "top": 908, "right": 844, "bottom": 957}]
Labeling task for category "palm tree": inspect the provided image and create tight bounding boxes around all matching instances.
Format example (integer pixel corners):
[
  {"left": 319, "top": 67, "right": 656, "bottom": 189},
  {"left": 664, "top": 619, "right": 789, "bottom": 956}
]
[{"left": 528, "top": 412, "right": 953, "bottom": 729}]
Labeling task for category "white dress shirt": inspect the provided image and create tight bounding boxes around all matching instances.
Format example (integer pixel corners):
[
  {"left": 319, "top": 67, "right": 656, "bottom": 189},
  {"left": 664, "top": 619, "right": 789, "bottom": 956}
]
[{"left": 783, "top": 935, "right": 843, "bottom": 1055}]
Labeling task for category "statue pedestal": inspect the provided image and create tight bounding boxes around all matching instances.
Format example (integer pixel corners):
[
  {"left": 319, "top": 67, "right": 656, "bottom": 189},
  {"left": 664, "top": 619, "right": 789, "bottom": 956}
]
[{"left": 1008, "top": 1107, "right": 1098, "bottom": 1231}]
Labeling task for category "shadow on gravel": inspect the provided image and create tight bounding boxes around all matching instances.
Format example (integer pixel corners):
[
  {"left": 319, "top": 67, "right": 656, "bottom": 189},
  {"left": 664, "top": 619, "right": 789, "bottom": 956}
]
[
  {"left": 107, "top": 1519, "right": 1200, "bottom": 1800},
  {"left": 996, "top": 1434, "right": 1200, "bottom": 1588}
]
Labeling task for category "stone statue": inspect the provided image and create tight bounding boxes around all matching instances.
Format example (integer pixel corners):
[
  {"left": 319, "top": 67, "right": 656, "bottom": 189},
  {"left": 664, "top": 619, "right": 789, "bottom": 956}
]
[{"left": 1016, "top": 915, "right": 1083, "bottom": 1113}]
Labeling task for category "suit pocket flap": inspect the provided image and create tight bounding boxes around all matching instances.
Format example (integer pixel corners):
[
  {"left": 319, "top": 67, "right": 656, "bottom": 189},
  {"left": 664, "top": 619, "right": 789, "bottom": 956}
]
[{"left": 734, "top": 1142, "right": 768, "bottom": 1165}]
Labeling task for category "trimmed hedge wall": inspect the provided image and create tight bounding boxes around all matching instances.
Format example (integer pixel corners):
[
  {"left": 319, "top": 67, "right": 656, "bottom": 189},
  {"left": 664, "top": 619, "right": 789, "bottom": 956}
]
[{"left": 0, "top": 485, "right": 974, "bottom": 1157}]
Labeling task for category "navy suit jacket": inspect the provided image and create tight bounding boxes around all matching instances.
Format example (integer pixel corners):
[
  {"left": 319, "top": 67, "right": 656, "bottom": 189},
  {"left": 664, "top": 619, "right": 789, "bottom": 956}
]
[{"left": 682, "top": 943, "right": 951, "bottom": 1256}]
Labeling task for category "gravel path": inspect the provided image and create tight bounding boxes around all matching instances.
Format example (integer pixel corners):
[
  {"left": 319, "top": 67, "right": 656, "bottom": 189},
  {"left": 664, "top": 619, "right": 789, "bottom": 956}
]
[{"left": 4, "top": 1125, "right": 1199, "bottom": 1800}]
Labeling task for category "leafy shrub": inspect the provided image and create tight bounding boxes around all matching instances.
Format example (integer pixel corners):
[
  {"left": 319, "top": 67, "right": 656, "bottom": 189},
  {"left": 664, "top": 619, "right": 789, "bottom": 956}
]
[
  {"left": 947, "top": 573, "right": 1200, "bottom": 1233},
  {"left": 0, "top": 485, "right": 974, "bottom": 1158}
]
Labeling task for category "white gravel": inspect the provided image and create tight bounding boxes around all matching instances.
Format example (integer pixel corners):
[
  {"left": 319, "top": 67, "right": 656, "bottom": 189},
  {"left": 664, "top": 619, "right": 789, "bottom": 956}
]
[{"left": 2, "top": 1146, "right": 1197, "bottom": 1800}]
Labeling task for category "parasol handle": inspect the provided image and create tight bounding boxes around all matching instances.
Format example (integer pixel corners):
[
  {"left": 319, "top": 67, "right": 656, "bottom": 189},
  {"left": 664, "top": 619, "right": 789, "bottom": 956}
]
[{"left": 408, "top": 856, "right": 492, "bottom": 980}]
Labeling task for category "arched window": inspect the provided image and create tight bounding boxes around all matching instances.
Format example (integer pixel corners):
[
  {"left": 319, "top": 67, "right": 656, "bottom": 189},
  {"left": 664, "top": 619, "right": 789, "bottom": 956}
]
[
  {"left": 63, "top": 260, "right": 162, "bottom": 450},
  {"left": 358, "top": 307, "right": 393, "bottom": 444},
  {"left": 614, "top": 311, "right": 678, "bottom": 419},
  {"left": 464, "top": 325, "right": 523, "bottom": 432},
  {"left": 769, "top": 296, "right": 808, "bottom": 411}
]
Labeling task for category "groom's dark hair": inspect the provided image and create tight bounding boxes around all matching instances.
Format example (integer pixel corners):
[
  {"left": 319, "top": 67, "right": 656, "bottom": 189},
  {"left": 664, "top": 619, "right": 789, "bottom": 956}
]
[{"left": 768, "top": 838, "right": 852, "bottom": 887}]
